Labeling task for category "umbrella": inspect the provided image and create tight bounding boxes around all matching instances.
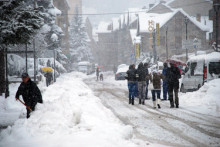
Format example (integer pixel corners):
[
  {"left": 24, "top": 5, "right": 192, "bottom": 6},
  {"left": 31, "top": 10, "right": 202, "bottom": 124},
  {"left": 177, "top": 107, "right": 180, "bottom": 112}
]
[{"left": 41, "top": 67, "right": 53, "bottom": 72}]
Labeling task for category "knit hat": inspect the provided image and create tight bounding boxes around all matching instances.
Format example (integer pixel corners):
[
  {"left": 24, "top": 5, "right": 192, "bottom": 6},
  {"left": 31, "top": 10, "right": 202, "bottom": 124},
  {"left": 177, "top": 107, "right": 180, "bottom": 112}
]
[{"left": 21, "top": 73, "right": 29, "bottom": 78}]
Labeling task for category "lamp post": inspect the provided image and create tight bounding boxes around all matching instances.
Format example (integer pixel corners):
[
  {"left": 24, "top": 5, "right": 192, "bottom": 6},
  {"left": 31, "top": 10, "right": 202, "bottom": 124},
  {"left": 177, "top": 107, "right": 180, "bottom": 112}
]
[
  {"left": 214, "top": 2, "right": 220, "bottom": 52},
  {"left": 165, "top": 26, "right": 168, "bottom": 60},
  {"left": 184, "top": 16, "right": 189, "bottom": 61}
]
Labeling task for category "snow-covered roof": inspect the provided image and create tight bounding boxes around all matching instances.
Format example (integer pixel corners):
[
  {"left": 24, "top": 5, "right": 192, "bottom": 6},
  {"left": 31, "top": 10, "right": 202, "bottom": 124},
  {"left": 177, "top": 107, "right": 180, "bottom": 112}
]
[
  {"left": 138, "top": 9, "right": 210, "bottom": 33},
  {"left": 130, "top": 29, "right": 141, "bottom": 44},
  {"left": 112, "top": 17, "right": 120, "bottom": 31},
  {"left": 96, "top": 21, "right": 111, "bottom": 33},
  {"left": 188, "top": 52, "right": 220, "bottom": 63}
]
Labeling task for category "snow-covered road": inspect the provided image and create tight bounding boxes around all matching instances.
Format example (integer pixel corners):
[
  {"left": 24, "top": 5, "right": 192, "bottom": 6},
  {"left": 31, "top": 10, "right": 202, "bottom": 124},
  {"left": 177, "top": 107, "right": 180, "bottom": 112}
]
[
  {"left": 0, "top": 71, "right": 219, "bottom": 147},
  {"left": 85, "top": 72, "right": 220, "bottom": 147}
]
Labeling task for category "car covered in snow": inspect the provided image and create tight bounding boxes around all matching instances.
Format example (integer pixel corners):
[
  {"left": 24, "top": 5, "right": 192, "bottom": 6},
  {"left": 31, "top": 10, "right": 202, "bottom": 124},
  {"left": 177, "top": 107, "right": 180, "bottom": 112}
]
[
  {"left": 115, "top": 64, "right": 129, "bottom": 80},
  {"left": 180, "top": 52, "right": 220, "bottom": 92}
]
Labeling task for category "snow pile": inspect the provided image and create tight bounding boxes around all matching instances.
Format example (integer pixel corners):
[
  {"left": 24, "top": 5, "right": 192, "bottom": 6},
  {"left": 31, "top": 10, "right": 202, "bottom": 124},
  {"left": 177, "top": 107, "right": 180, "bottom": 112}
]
[
  {"left": 0, "top": 72, "right": 138, "bottom": 147},
  {"left": 180, "top": 79, "right": 220, "bottom": 117}
]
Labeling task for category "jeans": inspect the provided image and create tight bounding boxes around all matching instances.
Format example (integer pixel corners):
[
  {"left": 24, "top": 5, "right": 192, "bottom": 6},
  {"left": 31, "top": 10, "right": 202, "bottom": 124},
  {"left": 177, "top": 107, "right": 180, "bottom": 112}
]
[
  {"left": 138, "top": 81, "right": 146, "bottom": 103},
  {"left": 163, "top": 80, "right": 168, "bottom": 100},
  {"left": 128, "top": 82, "right": 136, "bottom": 99},
  {"left": 151, "top": 90, "right": 161, "bottom": 101}
]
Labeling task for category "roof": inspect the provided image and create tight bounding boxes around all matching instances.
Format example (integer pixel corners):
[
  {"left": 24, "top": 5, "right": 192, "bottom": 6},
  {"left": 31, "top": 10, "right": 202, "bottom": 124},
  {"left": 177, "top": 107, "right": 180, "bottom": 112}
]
[
  {"left": 138, "top": 9, "right": 210, "bottom": 33},
  {"left": 188, "top": 52, "right": 220, "bottom": 63},
  {"left": 96, "top": 21, "right": 111, "bottom": 33}
]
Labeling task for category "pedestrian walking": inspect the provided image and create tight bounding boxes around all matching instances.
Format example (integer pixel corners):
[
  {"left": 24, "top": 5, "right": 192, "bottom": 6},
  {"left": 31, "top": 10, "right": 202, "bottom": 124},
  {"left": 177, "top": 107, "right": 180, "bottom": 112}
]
[
  {"left": 45, "top": 72, "right": 53, "bottom": 87},
  {"left": 162, "top": 62, "right": 168, "bottom": 100},
  {"left": 136, "top": 62, "right": 146, "bottom": 105},
  {"left": 125, "top": 64, "right": 137, "bottom": 105},
  {"left": 15, "top": 73, "right": 43, "bottom": 118},
  {"left": 149, "top": 70, "right": 164, "bottom": 109},
  {"left": 166, "top": 63, "right": 181, "bottom": 108},
  {"left": 96, "top": 67, "right": 99, "bottom": 81},
  {"left": 144, "top": 63, "right": 150, "bottom": 99},
  {"left": 100, "top": 73, "right": 103, "bottom": 81}
]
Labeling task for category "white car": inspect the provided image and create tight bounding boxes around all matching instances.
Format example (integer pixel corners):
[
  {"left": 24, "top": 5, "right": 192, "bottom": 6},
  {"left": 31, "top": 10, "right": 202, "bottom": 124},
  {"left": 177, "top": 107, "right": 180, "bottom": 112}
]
[{"left": 180, "top": 52, "right": 220, "bottom": 92}]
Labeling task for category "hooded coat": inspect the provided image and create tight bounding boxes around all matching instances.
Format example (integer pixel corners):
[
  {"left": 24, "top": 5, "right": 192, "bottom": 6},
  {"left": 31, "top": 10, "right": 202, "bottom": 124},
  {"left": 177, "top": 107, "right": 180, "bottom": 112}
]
[{"left": 136, "top": 63, "right": 146, "bottom": 81}]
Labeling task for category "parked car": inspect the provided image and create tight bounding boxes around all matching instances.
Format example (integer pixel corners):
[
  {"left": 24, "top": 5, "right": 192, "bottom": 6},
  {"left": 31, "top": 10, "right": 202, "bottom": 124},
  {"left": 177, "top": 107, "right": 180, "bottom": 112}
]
[
  {"left": 180, "top": 52, "right": 220, "bottom": 92},
  {"left": 115, "top": 64, "right": 129, "bottom": 80}
]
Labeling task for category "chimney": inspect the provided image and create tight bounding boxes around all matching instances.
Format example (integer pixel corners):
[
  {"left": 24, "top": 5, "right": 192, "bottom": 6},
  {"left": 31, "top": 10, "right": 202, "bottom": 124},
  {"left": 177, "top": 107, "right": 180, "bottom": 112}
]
[{"left": 196, "top": 13, "right": 201, "bottom": 22}]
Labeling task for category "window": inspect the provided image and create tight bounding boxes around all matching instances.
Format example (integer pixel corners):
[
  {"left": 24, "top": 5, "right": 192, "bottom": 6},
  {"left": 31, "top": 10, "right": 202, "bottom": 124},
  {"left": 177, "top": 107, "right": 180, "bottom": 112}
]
[
  {"left": 190, "top": 62, "right": 197, "bottom": 76},
  {"left": 209, "top": 62, "right": 220, "bottom": 75}
]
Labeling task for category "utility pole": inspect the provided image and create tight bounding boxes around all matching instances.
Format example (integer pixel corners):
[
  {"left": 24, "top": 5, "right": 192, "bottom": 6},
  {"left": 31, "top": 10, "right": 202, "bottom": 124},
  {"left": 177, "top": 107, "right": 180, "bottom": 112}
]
[
  {"left": 214, "top": 2, "right": 220, "bottom": 52},
  {"left": 153, "top": 29, "right": 157, "bottom": 63},
  {"left": 184, "top": 16, "right": 189, "bottom": 61},
  {"left": 166, "top": 27, "right": 168, "bottom": 60}
]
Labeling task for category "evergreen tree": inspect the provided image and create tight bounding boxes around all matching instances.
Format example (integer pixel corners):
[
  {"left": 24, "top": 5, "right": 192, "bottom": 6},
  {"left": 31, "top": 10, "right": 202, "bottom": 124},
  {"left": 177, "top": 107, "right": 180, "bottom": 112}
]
[{"left": 69, "top": 7, "right": 92, "bottom": 62}]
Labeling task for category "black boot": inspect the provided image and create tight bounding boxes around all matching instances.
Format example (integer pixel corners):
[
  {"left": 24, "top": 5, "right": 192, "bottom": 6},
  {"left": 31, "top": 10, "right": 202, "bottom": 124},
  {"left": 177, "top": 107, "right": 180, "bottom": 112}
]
[
  {"left": 139, "top": 99, "right": 141, "bottom": 104},
  {"left": 129, "top": 98, "right": 131, "bottom": 104},
  {"left": 132, "top": 99, "right": 134, "bottom": 105},
  {"left": 157, "top": 104, "right": 161, "bottom": 109},
  {"left": 142, "top": 101, "right": 145, "bottom": 105}
]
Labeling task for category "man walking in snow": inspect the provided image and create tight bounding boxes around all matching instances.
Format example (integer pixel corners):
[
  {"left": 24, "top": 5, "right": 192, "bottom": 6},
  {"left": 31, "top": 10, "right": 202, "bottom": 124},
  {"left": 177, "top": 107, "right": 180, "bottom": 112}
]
[
  {"left": 144, "top": 63, "right": 149, "bottom": 100},
  {"left": 15, "top": 73, "right": 43, "bottom": 118},
  {"left": 166, "top": 63, "right": 181, "bottom": 108}
]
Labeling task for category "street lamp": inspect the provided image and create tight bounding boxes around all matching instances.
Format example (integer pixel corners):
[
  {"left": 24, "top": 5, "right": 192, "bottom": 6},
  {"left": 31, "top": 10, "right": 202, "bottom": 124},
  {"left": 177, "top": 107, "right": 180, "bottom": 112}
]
[
  {"left": 184, "top": 16, "right": 189, "bottom": 61},
  {"left": 214, "top": 2, "right": 220, "bottom": 52}
]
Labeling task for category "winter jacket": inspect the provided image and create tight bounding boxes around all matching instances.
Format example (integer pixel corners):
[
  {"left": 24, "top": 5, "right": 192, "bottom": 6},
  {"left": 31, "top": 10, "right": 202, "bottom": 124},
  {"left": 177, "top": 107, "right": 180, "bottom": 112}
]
[
  {"left": 45, "top": 72, "right": 53, "bottom": 81},
  {"left": 166, "top": 65, "right": 181, "bottom": 88},
  {"left": 162, "top": 67, "right": 168, "bottom": 82},
  {"left": 149, "top": 73, "right": 164, "bottom": 90},
  {"left": 16, "top": 79, "right": 43, "bottom": 108},
  {"left": 136, "top": 63, "right": 146, "bottom": 81},
  {"left": 126, "top": 66, "right": 137, "bottom": 82}
]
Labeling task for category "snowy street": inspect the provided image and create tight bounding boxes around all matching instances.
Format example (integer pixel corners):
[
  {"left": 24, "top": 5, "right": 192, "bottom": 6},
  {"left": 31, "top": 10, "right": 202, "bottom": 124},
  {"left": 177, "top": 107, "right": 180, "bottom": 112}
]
[
  {"left": 0, "top": 72, "right": 220, "bottom": 147},
  {"left": 85, "top": 72, "right": 220, "bottom": 147}
]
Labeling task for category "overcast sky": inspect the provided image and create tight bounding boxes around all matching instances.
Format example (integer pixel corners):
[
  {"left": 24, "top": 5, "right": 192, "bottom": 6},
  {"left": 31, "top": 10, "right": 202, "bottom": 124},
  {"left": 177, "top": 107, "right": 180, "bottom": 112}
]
[{"left": 82, "top": 0, "right": 162, "bottom": 27}]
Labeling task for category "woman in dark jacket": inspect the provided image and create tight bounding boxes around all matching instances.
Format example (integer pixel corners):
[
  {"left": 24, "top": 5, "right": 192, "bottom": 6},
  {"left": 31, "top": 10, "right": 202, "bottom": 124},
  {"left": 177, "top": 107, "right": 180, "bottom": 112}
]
[{"left": 125, "top": 64, "right": 136, "bottom": 105}]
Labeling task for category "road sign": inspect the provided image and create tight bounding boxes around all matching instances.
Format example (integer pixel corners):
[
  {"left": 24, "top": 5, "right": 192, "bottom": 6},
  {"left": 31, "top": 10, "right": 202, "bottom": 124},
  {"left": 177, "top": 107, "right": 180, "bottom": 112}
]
[{"left": 193, "top": 38, "right": 201, "bottom": 49}]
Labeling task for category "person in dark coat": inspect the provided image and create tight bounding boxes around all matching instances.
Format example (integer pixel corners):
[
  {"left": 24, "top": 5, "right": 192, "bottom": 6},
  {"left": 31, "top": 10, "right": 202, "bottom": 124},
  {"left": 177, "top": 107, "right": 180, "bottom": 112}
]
[
  {"left": 166, "top": 63, "right": 181, "bottom": 108},
  {"left": 162, "top": 63, "right": 168, "bottom": 100},
  {"left": 15, "top": 73, "right": 43, "bottom": 118},
  {"left": 125, "top": 64, "right": 136, "bottom": 105},
  {"left": 144, "top": 63, "right": 149, "bottom": 99},
  {"left": 136, "top": 62, "right": 146, "bottom": 105},
  {"left": 45, "top": 72, "right": 53, "bottom": 87}
]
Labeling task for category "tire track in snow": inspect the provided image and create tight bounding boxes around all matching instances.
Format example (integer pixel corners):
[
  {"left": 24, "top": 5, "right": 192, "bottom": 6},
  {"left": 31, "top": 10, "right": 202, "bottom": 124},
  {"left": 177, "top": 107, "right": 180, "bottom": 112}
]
[{"left": 85, "top": 78, "right": 220, "bottom": 146}]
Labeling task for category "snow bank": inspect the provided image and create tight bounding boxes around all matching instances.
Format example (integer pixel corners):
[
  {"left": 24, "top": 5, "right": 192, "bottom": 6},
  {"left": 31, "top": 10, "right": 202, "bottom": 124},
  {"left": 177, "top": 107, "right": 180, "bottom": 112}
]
[
  {"left": 180, "top": 79, "right": 220, "bottom": 117},
  {"left": 0, "top": 72, "right": 138, "bottom": 147}
]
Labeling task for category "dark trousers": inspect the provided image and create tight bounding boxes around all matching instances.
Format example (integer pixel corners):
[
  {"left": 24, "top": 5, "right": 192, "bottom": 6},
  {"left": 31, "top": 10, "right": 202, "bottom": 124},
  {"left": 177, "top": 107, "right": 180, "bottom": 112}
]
[
  {"left": 168, "top": 83, "right": 179, "bottom": 107},
  {"left": 145, "top": 82, "right": 149, "bottom": 99},
  {"left": 26, "top": 105, "right": 35, "bottom": 119},
  {"left": 138, "top": 81, "right": 146, "bottom": 104},
  {"left": 151, "top": 90, "right": 161, "bottom": 101},
  {"left": 163, "top": 81, "right": 168, "bottom": 100},
  {"left": 128, "top": 82, "right": 136, "bottom": 104}
]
